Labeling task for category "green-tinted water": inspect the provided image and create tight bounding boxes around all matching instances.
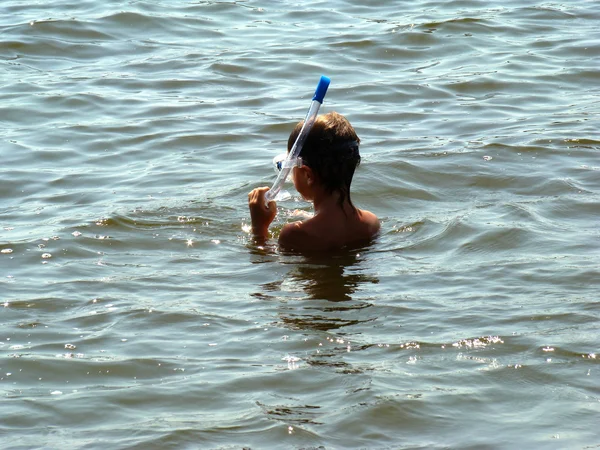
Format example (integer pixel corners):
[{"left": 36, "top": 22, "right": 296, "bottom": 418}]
[{"left": 1, "top": 1, "right": 599, "bottom": 448}]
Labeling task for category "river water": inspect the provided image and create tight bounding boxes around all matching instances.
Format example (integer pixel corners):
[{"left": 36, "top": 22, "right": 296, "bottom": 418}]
[{"left": 1, "top": 1, "right": 599, "bottom": 448}]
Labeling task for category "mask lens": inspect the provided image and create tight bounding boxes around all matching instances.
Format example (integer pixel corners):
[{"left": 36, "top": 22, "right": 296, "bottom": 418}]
[
  {"left": 272, "top": 153, "right": 302, "bottom": 172},
  {"left": 272, "top": 153, "right": 287, "bottom": 173}
]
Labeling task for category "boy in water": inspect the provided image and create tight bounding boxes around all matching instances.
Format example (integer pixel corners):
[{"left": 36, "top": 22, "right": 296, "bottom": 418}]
[{"left": 248, "top": 111, "right": 380, "bottom": 251}]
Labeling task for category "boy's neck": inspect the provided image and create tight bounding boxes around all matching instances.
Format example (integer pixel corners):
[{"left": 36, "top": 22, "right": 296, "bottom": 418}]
[{"left": 312, "top": 188, "right": 354, "bottom": 215}]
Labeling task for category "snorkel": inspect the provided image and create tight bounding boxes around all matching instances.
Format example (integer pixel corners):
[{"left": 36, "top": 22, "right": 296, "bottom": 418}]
[{"left": 264, "top": 75, "right": 330, "bottom": 205}]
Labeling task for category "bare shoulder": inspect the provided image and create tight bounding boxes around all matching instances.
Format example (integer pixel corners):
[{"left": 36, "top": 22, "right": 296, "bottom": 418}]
[
  {"left": 278, "top": 220, "right": 328, "bottom": 251},
  {"left": 357, "top": 208, "right": 381, "bottom": 236},
  {"left": 279, "top": 221, "right": 310, "bottom": 249},
  {"left": 278, "top": 209, "right": 380, "bottom": 252}
]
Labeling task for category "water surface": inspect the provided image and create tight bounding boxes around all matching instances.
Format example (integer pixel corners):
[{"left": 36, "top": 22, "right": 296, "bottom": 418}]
[{"left": 1, "top": 1, "right": 599, "bottom": 448}]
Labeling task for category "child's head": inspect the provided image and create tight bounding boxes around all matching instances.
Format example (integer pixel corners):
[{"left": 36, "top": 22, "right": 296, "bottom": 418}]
[{"left": 288, "top": 111, "right": 361, "bottom": 208}]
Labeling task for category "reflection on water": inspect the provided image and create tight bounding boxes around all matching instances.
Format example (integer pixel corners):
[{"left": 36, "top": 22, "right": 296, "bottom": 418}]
[
  {"left": 251, "top": 245, "right": 379, "bottom": 332},
  {"left": 287, "top": 251, "right": 378, "bottom": 302}
]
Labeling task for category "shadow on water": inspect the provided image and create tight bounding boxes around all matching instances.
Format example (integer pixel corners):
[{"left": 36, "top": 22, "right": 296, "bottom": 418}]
[
  {"left": 286, "top": 250, "right": 379, "bottom": 302},
  {"left": 249, "top": 240, "right": 379, "bottom": 332}
]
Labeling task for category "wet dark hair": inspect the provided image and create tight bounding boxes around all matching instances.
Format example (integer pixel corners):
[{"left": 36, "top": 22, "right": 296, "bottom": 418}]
[{"left": 288, "top": 111, "right": 361, "bottom": 211}]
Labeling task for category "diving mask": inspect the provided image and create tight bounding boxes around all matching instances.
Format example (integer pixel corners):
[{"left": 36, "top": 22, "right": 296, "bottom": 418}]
[{"left": 272, "top": 152, "right": 303, "bottom": 173}]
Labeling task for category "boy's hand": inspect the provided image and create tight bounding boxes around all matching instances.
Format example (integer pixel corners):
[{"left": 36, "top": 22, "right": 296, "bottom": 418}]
[{"left": 248, "top": 187, "right": 276, "bottom": 237}]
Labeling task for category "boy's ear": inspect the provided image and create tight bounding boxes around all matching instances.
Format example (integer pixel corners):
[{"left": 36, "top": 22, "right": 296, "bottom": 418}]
[{"left": 302, "top": 166, "right": 315, "bottom": 185}]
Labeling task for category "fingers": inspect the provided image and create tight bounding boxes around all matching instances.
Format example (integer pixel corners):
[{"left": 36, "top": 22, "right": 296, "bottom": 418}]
[
  {"left": 248, "top": 187, "right": 277, "bottom": 236},
  {"left": 248, "top": 187, "right": 271, "bottom": 207}
]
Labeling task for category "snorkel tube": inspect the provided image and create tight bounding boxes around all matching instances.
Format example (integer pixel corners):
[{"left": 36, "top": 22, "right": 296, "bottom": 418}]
[{"left": 264, "top": 75, "right": 330, "bottom": 205}]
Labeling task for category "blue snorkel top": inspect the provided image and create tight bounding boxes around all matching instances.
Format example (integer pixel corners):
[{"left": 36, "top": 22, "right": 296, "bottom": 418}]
[
  {"left": 264, "top": 75, "right": 330, "bottom": 204},
  {"left": 312, "top": 76, "right": 330, "bottom": 103}
]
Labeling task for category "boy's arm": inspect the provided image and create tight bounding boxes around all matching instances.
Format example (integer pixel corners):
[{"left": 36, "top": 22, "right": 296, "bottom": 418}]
[{"left": 248, "top": 187, "right": 277, "bottom": 238}]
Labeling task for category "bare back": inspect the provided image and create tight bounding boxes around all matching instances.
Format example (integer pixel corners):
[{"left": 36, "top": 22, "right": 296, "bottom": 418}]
[{"left": 279, "top": 207, "right": 380, "bottom": 252}]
